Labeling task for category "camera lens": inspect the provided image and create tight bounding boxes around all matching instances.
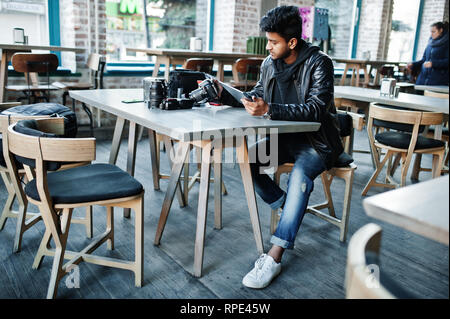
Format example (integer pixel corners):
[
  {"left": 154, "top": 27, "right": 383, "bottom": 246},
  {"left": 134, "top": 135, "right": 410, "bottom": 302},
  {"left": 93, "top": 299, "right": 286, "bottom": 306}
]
[
  {"left": 147, "top": 79, "right": 166, "bottom": 109},
  {"left": 189, "top": 86, "right": 207, "bottom": 102},
  {"left": 188, "top": 79, "right": 217, "bottom": 103}
]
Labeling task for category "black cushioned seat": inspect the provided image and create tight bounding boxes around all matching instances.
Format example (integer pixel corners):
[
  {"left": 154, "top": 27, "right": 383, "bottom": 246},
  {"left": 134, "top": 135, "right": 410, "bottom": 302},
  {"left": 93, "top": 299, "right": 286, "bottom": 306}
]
[
  {"left": 334, "top": 151, "right": 354, "bottom": 167},
  {"left": 375, "top": 131, "right": 445, "bottom": 150},
  {"left": 337, "top": 112, "right": 353, "bottom": 137},
  {"left": 335, "top": 112, "right": 354, "bottom": 167},
  {"left": 24, "top": 163, "right": 143, "bottom": 204},
  {"left": 0, "top": 103, "right": 77, "bottom": 137}
]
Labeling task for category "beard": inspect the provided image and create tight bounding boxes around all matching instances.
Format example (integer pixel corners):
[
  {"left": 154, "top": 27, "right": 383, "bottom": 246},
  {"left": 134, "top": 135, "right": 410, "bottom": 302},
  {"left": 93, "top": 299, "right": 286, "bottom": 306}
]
[{"left": 273, "top": 47, "right": 293, "bottom": 60}]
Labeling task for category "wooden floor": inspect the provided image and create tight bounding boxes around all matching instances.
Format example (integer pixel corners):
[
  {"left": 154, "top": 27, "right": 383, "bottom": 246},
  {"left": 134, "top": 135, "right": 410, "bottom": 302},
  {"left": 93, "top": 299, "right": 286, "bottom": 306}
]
[{"left": 0, "top": 129, "right": 448, "bottom": 299}]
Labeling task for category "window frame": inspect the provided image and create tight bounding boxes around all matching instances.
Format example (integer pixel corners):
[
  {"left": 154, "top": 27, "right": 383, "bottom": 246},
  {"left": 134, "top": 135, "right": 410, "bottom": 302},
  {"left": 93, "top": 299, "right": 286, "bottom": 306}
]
[{"left": 48, "top": 0, "right": 61, "bottom": 65}]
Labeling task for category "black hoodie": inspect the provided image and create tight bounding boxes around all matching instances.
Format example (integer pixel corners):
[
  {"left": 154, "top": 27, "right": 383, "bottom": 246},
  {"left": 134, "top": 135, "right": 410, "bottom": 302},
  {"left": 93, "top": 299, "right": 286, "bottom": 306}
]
[{"left": 272, "top": 40, "right": 320, "bottom": 105}]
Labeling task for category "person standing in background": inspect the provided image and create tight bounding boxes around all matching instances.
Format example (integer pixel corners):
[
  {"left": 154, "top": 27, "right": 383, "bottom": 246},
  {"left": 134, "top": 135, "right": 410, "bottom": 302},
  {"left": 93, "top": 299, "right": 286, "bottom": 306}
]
[{"left": 407, "top": 21, "right": 449, "bottom": 85}]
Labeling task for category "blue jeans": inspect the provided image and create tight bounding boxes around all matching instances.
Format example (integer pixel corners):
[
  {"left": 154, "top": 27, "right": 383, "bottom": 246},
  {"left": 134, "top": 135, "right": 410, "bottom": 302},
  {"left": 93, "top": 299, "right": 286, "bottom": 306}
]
[{"left": 249, "top": 136, "right": 326, "bottom": 249}]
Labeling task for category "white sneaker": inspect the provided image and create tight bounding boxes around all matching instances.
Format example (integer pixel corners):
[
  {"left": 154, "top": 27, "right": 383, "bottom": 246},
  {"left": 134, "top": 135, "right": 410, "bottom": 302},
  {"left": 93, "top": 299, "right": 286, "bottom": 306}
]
[{"left": 242, "top": 254, "right": 281, "bottom": 289}]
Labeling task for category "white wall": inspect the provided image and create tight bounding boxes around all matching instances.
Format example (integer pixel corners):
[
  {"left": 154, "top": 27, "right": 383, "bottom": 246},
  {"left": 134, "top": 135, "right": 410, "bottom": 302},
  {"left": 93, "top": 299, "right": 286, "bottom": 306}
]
[{"left": 0, "top": 12, "right": 48, "bottom": 45}]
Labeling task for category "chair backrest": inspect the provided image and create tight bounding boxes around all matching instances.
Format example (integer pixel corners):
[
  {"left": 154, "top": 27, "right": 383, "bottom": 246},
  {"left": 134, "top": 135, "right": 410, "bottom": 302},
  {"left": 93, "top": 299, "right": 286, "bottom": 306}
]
[
  {"left": 345, "top": 223, "right": 395, "bottom": 299},
  {"left": 424, "top": 90, "right": 449, "bottom": 99},
  {"left": 86, "top": 53, "right": 106, "bottom": 89},
  {"left": 368, "top": 103, "right": 443, "bottom": 127},
  {"left": 1, "top": 117, "right": 66, "bottom": 208},
  {"left": 183, "top": 58, "right": 214, "bottom": 74},
  {"left": 12, "top": 53, "right": 59, "bottom": 74},
  {"left": 8, "top": 120, "right": 95, "bottom": 165},
  {"left": 232, "top": 58, "right": 264, "bottom": 84},
  {"left": 1, "top": 114, "right": 55, "bottom": 167},
  {"left": 6, "top": 119, "right": 95, "bottom": 215}
]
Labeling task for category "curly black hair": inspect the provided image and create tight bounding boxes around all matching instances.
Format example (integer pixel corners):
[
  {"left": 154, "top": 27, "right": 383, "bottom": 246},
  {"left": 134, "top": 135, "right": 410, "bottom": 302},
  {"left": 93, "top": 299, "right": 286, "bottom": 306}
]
[{"left": 259, "top": 6, "right": 302, "bottom": 51}]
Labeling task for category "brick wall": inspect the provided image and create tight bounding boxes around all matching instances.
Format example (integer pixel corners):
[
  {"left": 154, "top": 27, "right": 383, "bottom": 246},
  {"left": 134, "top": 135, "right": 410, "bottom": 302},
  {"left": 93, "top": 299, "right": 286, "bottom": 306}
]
[
  {"left": 195, "top": 0, "right": 208, "bottom": 50},
  {"left": 232, "top": 0, "right": 262, "bottom": 53},
  {"left": 356, "top": 0, "right": 392, "bottom": 60},
  {"left": 212, "top": 0, "right": 236, "bottom": 52}
]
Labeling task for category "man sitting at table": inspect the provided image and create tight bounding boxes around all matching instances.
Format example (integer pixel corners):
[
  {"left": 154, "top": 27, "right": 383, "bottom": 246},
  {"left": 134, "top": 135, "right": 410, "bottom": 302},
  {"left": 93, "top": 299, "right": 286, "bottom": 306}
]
[{"left": 215, "top": 5, "right": 344, "bottom": 289}]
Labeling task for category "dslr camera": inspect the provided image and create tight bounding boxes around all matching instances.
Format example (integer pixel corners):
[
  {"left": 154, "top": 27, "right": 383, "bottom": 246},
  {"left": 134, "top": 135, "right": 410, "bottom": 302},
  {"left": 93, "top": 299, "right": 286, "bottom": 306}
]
[{"left": 189, "top": 79, "right": 219, "bottom": 103}]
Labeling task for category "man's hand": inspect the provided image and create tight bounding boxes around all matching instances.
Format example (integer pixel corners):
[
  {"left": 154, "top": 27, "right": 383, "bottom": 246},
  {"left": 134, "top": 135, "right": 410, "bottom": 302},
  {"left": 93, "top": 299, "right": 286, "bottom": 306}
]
[
  {"left": 424, "top": 61, "right": 432, "bottom": 68},
  {"left": 240, "top": 96, "right": 269, "bottom": 116}
]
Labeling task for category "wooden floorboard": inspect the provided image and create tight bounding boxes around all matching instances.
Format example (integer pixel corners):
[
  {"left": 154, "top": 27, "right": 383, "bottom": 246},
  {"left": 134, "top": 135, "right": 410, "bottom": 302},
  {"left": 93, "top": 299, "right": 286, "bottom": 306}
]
[{"left": 0, "top": 129, "right": 447, "bottom": 299}]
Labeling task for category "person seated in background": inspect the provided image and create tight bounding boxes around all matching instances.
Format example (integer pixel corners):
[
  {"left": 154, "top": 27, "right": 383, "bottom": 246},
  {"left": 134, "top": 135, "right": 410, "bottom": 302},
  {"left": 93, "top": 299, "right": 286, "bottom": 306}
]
[{"left": 407, "top": 21, "right": 449, "bottom": 86}]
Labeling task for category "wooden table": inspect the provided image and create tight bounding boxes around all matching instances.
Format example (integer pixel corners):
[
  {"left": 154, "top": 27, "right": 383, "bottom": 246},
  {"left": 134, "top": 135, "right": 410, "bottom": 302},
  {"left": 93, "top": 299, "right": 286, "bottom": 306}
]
[
  {"left": 363, "top": 176, "right": 449, "bottom": 245},
  {"left": 333, "top": 58, "right": 407, "bottom": 88},
  {"left": 334, "top": 86, "right": 449, "bottom": 115},
  {"left": 414, "top": 85, "right": 449, "bottom": 94},
  {"left": 0, "top": 43, "right": 85, "bottom": 102},
  {"left": 126, "top": 47, "right": 266, "bottom": 81},
  {"left": 335, "top": 86, "right": 449, "bottom": 169},
  {"left": 69, "top": 88, "right": 321, "bottom": 277}
]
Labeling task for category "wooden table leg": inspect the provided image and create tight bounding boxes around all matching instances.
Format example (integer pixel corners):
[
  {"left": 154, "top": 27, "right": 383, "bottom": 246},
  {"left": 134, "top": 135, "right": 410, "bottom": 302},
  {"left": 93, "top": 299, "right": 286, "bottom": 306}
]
[
  {"left": 213, "top": 144, "right": 222, "bottom": 230},
  {"left": 108, "top": 117, "right": 126, "bottom": 165},
  {"left": 217, "top": 61, "right": 225, "bottom": 82},
  {"left": 0, "top": 51, "right": 9, "bottom": 103},
  {"left": 355, "top": 65, "right": 360, "bottom": 87},
  {"left": 124, "top": 121, "right": 138, "bottom": 218},
  {"left": 154, "top": 141, "right": 191, "bottom": 246},
  {"left": 160, "top": 56, "right": 171, "bottom": 82},
  {"left": 193, "top": 140, "right": 213, "bottom": 277},
  {"left": 340, "top": 63, "right": 349, "bottom": 86},
  {"left": 363, "top": 65, "right": 369, "bottom": 88},
  {"left": 148, "top": 128, "right": 160, "bottom": 190},
  {"left": 152, "top": 57, "right": 161, "bottom": 78},
  {"left": 235, "top": 136, "right": 264, "bottom": 255},
  {"left": 162, "top": 135, "right": 186, "bottom": 208}
]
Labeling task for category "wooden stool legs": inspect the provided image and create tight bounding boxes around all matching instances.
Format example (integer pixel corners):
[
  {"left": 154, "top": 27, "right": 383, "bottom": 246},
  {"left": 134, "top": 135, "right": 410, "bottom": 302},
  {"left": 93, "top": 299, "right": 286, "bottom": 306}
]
[{"left": 270, "top": 164, "right": 356, "bottom": 242}]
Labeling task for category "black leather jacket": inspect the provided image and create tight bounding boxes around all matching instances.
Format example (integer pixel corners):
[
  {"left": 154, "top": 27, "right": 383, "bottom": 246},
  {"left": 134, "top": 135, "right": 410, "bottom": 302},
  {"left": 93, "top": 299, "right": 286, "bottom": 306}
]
[{"left": 222, "top": 50, "right": 343, "bottom": 170}]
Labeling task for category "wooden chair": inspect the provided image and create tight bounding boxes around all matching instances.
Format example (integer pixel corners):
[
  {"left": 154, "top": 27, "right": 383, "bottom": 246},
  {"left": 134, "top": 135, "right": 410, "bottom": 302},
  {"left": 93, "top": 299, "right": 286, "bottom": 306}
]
[
  {"left": 183, "top": 58, "right": 214, "bottom": 74},
  {"left": 411, "top": 90, "right": 449, "bottom": 179},
  {"left": 5, "top": 118, "right": 144, "bottom": 298},
  {"left": 55, "top": 53, "right": 106, "bottom": 135},
  {"left": 0, "top": 115, "right": 93, "bottom": 253},
  {"left": 6, "top": 53, "right": 60, "bottom": 104},
  {"left": 270, "top": 111, "right": 363, "bottom": 242},
  {"left": 345, "top": 223, "right": 395, "bottom": 298},
  {"left": 361, "top": 103, "right": 445, "bottom": 195},
  {"left": 230, "top": 58, "right": 264, "bottom": 92}
]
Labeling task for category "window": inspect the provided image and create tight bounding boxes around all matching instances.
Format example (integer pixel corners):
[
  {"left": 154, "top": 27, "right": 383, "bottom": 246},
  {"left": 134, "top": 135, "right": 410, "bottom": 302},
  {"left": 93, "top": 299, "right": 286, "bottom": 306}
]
[
  {"left": 0, "top": 0, "right": 49, "bottom": 45},
  {"left": 386, "top": 0, "right": 421, "bottom": 62},
  {"left": 315, "top": 0, "right": 356, "bottom": 58},
  {"left": 105, "top": 0, "right": 208, "bottom": 62}
]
